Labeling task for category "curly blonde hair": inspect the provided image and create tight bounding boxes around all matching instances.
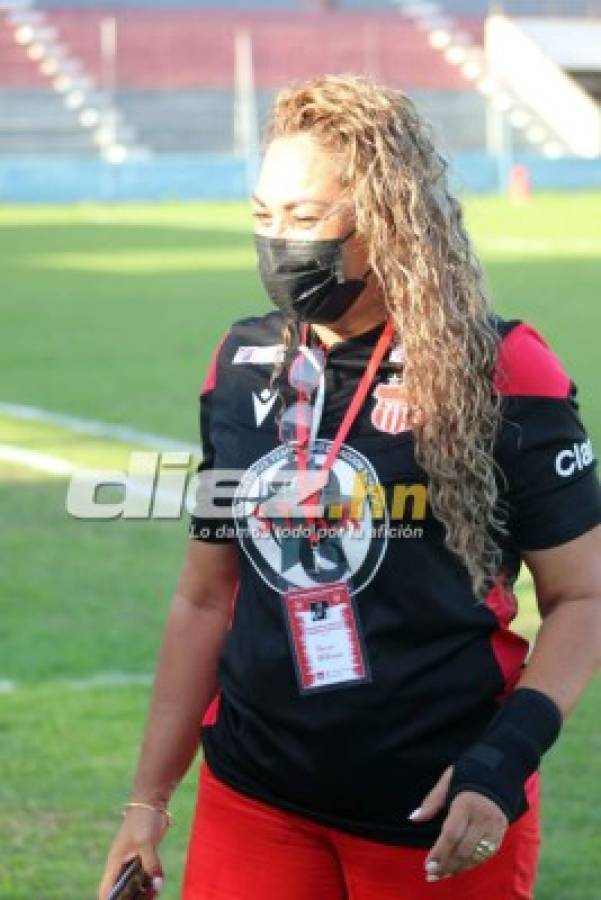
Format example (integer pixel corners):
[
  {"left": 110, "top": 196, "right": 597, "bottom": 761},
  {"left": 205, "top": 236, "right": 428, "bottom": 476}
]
[{"left": 264, "top": 73, "right": 509, "bottom": 601}]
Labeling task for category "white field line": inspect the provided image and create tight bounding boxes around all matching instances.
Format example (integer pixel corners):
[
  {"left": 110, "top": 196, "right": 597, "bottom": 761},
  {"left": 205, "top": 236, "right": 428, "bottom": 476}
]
[
  {"left": 0, "top": 413, "right": 163, "bottom": 698},
  {"left": 0, "top": 410, "right": 167, "bottom": 698},
  {"left": 0, "top": 673, "right": 153, "bottom": 694},
  {"left": 0, "top": 442, "right": 191, "bottom": 515},
  {"left": 0, "top": 401, "right": 197, "bottom": 452},
  {"left": 0, "top": 444, "right": 75, "bottom": 475},
  {"left": 0, "top": 401, "right": 199, "bottom": 505},
  {"left": 63, "top": 672, "right": 153, "bottom": 689},
  {"left": 477, "top": 236, "right": 601, "bottom": 255}
]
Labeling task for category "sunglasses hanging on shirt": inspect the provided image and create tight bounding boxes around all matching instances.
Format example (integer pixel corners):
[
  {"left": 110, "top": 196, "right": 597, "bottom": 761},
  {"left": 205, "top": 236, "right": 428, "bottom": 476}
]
[
  {"left": 278, "top": 341, "right": 327, "bottom": 455},
  {"left": 269, "top": 319, "right": 395, "bottom": 550}
]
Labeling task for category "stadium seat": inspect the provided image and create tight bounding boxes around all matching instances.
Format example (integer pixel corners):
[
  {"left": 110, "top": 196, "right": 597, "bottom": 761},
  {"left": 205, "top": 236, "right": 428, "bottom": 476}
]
[
  {"left": 41, "top": 11, "right": 468, "bottom": 90},
  {"left": 3, "top": 1, "right": 585, "bottom": 158},
  {"left": 0, "top": 89, "right": 97, "bottom": 152},
  {"left": 0, "top": 14, "right": 97, "bottom": 154}
]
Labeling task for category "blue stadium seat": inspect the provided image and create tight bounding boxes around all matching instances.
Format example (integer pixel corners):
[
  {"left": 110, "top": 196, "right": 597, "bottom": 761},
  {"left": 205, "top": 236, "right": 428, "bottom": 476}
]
[
  {"left": 0, "top": 89, "right": 97, "bottom": 154},
  {"left": 108, "top": 88, "right": 490, "bottom": 155}
]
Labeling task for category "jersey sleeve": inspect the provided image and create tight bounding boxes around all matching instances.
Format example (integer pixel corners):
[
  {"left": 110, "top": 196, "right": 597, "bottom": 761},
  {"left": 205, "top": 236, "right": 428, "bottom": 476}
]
[
  {"left": 188, "top": 331, "right": 237, "bottom": 543},
  {"left": 494, "top": 322, "right": 601, "bottom": 551}
]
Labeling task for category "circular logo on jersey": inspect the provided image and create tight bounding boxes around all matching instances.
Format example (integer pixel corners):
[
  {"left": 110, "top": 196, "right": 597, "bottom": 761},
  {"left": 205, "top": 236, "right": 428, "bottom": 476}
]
[{"left": 232, "top": 439, "right": 389, "bottom": 596}]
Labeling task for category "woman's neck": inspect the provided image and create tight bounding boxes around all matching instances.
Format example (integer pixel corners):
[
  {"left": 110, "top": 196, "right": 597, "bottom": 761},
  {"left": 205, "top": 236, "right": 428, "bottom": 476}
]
[{"left": 309, "top": 291, "right": 388, "bottom": 348}]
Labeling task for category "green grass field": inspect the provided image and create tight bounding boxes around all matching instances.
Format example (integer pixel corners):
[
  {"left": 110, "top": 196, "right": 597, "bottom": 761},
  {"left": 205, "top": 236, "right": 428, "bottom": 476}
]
[{"left": 1, "top": 193, "right": 600, "bottom": 899}]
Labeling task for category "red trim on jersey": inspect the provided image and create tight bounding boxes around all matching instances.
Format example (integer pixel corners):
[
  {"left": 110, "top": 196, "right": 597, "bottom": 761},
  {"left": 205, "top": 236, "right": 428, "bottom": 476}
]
[
  {"left": 201, "top": 579, "right": 240, "bottom": 727},
  {"left": 485, "top": 575, "right": 530, "bottom": 700},
  {"left": 202, "top": 693, "right": 221, "bottom": 727},
  {"left": 493, "top": 322, "right": 571, "bottom": 398},
  {"left": 199, "top": 331, "right": 229, "bottom": 396}
]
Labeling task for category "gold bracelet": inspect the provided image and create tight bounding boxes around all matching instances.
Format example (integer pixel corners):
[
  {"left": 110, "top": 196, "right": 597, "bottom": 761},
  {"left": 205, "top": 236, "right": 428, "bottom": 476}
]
[{"left": 122, "top": 801, "right": 174, "bottom": 828}]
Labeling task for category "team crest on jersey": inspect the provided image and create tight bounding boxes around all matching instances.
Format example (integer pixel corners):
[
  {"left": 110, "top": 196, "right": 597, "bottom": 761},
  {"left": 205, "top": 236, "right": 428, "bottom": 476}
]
[
  {"left": 371, "top": 376, "right": 421, "bottom": 435},
  {"left": 232, "top": 439, "right": 389, "bottom": 596}
]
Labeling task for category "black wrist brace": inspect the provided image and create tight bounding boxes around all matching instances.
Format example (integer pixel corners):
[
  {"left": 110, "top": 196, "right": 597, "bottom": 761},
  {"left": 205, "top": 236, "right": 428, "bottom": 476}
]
[{"left": 448, "top": 687, "right": 563, "bottom": 823}]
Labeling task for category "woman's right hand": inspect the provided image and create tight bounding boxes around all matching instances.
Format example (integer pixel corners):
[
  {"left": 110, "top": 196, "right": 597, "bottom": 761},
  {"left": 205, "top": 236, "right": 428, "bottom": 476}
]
[{"left": 97, "top": 805, "right": 169, "bottom": 900}]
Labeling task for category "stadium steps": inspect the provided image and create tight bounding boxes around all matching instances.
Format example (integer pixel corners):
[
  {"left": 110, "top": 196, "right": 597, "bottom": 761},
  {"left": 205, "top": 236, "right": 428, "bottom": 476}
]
[
  {"left": 398, "top": 0, "right": 587, "bottom": 156},
  {"left": 0, "top": 7, "right": 150, "bottom": 157},
  {"left": 0, "top": 14, "right": 99, "bottom": 154},
  {"left": 1, "top": 5, "right": 491, "bottom": 156},
  {"left": 2, "top": 6, "right": 490, "bottom": 155}
]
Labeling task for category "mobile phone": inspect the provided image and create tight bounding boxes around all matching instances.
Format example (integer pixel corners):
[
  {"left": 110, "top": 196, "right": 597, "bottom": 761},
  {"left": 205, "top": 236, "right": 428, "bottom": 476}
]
[{"left": 108, "top": 855, "right": 153, "bottom": 900}]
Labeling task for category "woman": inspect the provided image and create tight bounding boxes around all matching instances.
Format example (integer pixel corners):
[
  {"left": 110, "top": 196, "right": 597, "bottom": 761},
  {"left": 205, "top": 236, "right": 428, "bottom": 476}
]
[{"left": 98, "top": 75, "right": 601, "bottom": 900}]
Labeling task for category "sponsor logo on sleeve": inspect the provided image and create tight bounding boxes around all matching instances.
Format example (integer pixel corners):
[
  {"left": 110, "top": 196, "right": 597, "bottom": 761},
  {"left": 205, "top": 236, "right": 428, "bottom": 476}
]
[
  {"left": 555, "top": 438, "right": 595, "bottom": 478},
  {"left": 233, "top": 345, "right": 285, "bottom": 365}
]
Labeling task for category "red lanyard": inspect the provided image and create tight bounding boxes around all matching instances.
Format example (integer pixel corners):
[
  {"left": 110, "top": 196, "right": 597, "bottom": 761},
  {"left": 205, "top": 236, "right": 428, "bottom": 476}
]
[{"left": 296, "top": 317, "right": 395, "bottom": 529}]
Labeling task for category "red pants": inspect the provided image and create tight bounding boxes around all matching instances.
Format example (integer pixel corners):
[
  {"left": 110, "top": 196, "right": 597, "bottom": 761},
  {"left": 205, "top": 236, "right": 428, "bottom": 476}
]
[{"left": 182, "top": 759, "right": 541, "bottom": 900}]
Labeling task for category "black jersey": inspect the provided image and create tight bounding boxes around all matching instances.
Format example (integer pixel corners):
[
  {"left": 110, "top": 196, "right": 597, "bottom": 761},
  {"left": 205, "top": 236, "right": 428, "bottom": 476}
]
[{"left": 188, "top": 310, "right": 601, "bottom": 847}]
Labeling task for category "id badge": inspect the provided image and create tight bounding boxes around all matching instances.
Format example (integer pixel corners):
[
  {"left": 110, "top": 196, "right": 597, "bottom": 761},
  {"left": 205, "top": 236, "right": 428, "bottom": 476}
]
[{"left": 282, "top": 582, "right": 372, "bottom": 694}]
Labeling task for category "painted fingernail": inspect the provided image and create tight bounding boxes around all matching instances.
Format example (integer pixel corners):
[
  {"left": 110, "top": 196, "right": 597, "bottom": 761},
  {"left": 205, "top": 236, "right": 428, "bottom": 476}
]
[
  {"left": 425, "top": 860, "right": 439, "bottom": 874},
  {"left": 152, "top": 876, "right": 164, "bottom": 893},
  {"left": 408, "top": 807, "right": 422, "bottom": 820},
  {"left": 426, "top": 874, "right": 440, "bottom": 883}
]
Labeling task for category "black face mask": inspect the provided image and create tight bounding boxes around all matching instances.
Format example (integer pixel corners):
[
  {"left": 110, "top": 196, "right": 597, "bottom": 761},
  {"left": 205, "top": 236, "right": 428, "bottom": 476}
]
[{"left": 254, "top": 229, "right": 370, "bottom": 324}]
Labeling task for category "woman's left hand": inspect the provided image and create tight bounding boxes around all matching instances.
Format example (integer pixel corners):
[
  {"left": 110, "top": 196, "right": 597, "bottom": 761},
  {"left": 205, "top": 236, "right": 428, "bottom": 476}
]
[{"left": 409, "top": 766, "right": 509, "bottom": 882}]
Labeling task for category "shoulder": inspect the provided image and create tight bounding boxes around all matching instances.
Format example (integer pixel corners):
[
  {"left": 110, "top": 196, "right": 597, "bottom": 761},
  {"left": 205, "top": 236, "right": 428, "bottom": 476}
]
[
  {"left": 226, "top": 309, "right": 288, "bottom": 348},
  {"left": 199, "top": 310, "right": 288, "bottom": 395},
  {"left": 490, "top": 314, "right": 571, "bottom": 399}
]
